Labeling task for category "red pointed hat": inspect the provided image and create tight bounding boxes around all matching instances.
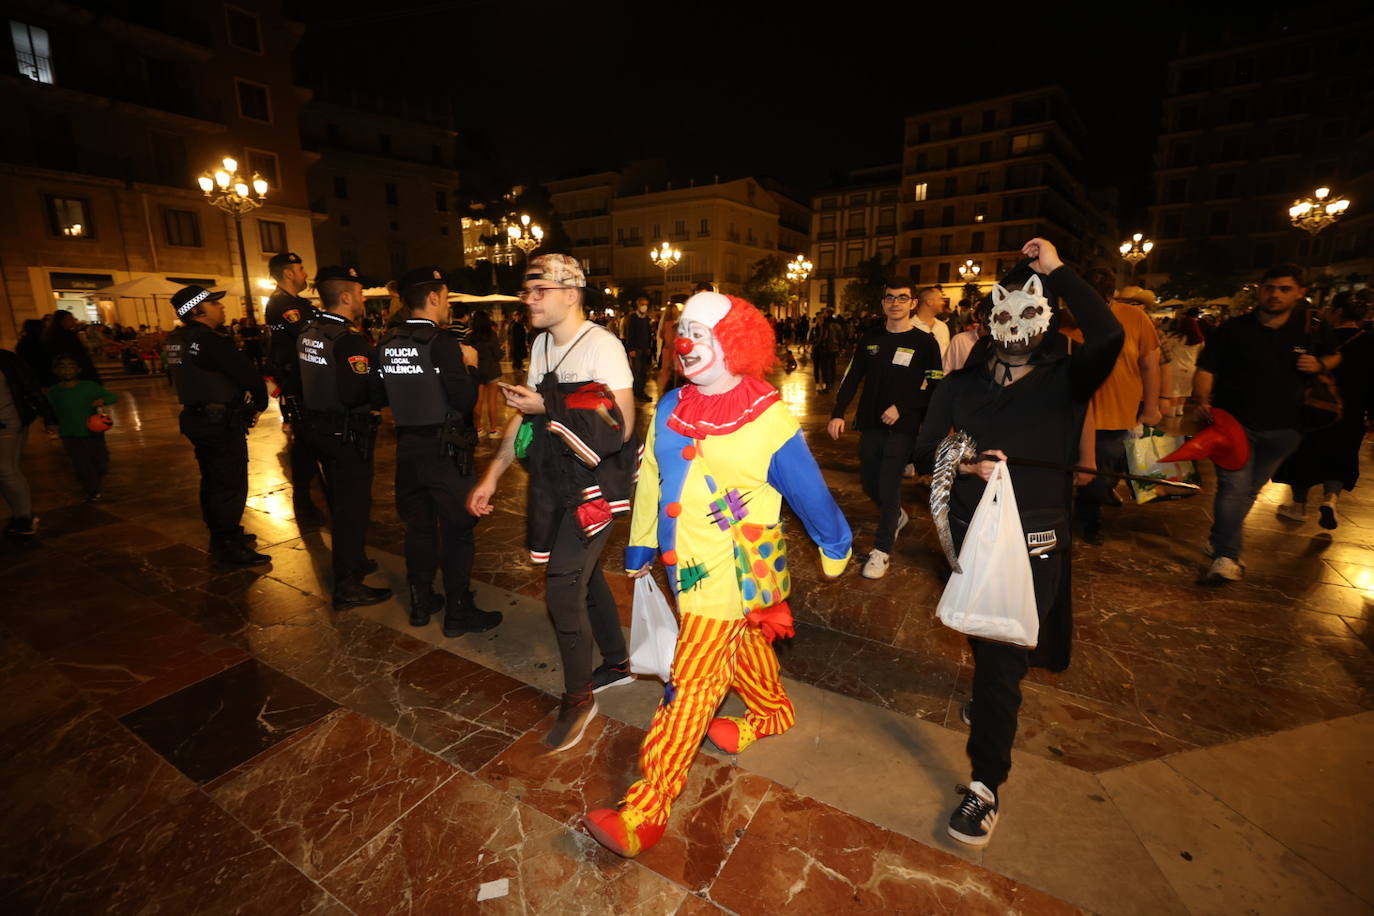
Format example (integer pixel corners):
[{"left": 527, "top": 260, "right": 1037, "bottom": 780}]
[{"left": 1159, "top": 408, "right": 1250, "bottom": 471}]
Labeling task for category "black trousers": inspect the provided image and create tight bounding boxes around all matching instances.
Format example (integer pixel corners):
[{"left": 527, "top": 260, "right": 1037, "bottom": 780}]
[
  {"left": 309, "top": 428, "right": 374, "bottom": 583},
  {"left": 965, "top": 546, "right": 1072, "bottom": 791},
  {"left": 1074, "top": 429, "right": 1130, "bottom": 534},
  {"left": 858, "top": 426, "right": 917, "bottom": 552},
  {"left": 813, "top": 350, "right": 837, "bottom": 388},
  {"left": 395, "top": 432, "right": 475, "bottom": 599},
  {"left": 286, "top": 409, "right": 324, "bottom": 509},
  {"left": 545, "top": 509, "right": 627, "bottom": 696},
  {"left": 630, "top": 350, "right": 650, "bottom": 397},
  {"left": 180, "top": 411, "right": 248, "bottom": 540},
  {"left": 61, "top": 434, "right": 109, "bottom": 496}
]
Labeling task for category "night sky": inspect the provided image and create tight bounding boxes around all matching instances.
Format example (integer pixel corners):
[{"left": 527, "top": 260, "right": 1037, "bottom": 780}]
[{"left": 299, "top": 0, "right": 1293, "bottom": 227}]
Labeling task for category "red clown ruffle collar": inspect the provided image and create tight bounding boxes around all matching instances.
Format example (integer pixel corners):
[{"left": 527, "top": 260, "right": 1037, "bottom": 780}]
[{"left": 667, "top": 375, "right": 781, "bottom": 439}]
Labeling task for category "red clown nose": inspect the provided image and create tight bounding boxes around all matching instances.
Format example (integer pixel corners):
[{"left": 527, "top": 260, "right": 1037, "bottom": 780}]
[{"left": 674, "top": 337, "right": 694, "bottom": 355}]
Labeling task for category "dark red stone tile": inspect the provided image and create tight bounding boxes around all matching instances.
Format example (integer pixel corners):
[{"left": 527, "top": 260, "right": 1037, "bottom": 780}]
[
  {"left": 121, "top": 658, "right": 338, "bottom": 783},
  {"left": 710, "top": 787, "right": 1081, "bottom": 915},
  {"left": 323, "top": 770, "right": 685, "bottom": 915},
  {"left": 48, "top": 609, "right": 249, "bottom": 717},
  {"left": 346, "top": 648, "right": 557, "bottom": 772},
  {"left": 209, "top": 710, "right": 454, "bottom": 878},
  {"left": 13, "top": 791, "right": 342, "bottom": 914}
]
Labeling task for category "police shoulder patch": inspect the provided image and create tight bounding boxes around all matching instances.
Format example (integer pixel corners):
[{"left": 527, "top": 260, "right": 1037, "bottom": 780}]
[
  {"left": 282, "top": 309, "right": 300, "bottom": 324},
  {"left": 348, "top": 325, "right": 362, "bottom": 334},
  {"left": 347, "top": 355, "right": 370, "bottom": 374}
]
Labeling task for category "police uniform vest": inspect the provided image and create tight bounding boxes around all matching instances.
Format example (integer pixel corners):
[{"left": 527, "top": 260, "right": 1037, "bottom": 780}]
[
  {"left": 377, "top": 321, "right": 448, "bottom": 426},
  {"left": 298, "top": 313, "right": 359, "bottom": 412},
  {"left": 165, "top": 323, "right": 241, "bottom": 405}
]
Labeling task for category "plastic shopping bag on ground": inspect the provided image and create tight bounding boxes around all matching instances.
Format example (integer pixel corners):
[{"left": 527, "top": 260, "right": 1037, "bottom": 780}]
[
  {"left": 629, "top": 573, "right": 679, "bottom": 683},
  {"left": 936, "top": 462, "right": 1039, "bottom": 647},
  {"left": 1124, "top": 428, "right": 1200, "bottom": 505}
]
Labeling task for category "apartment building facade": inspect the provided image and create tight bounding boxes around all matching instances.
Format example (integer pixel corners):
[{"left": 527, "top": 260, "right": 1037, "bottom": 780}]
[{"left": 808, "top": 164, "right": 901, "bottom": 309}]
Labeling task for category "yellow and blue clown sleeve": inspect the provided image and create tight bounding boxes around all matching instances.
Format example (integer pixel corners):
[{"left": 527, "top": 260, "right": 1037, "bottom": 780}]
[{"left": 767, "top": 430, "right": 853, "bottom": 577}]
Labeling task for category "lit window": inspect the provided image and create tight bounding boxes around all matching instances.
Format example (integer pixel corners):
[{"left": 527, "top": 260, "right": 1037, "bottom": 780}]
[
  {"left": 1011, "top": 132, "right": 1045, "bottom": 155},
  {"left": 47, "top": 196, "right": 90, "bottom": 237},
  {"left": 11, "top": 21, "right": 54, "bottom": 84},
  {"left": 914, "top": 182, "right": 928, "bottom": 202}
]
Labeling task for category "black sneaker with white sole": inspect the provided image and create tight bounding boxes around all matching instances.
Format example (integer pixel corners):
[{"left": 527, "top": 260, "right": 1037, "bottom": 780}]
[
  {"left": 947, "top": 781, "right": 999, "bottom": 847},
  {"left": 590, "top": 660, "right": 635, "bottom": 693},
  {"left": 543, "top": 693, "right": 597, "bottom": 752}
]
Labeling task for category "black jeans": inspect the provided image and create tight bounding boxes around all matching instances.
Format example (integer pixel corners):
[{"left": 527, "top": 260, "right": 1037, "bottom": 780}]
[
  {"left": 859, "top": 426, "right": 916, "bottom": 552},
  {"left": 61, "top": 434, "right": 108, "bottom": 497},
  {"left": 545, "top": 509, "right": 627, "bottom": 696},
  {"left": 180, "top": 412, "right": 248, "bottom": 540},
  {"left": 813, "top": 350, "right": 836, "bottom": 388},
  {"left": 630, "top": 349, "right": 650, "bottom": 397},
  {"left": 395, "top": 432, "right": 475, "bottom": 599},
  {"left": 310, "top": 428, "right": 374, "bottom": 583},
  {"left": 1075, "top": 429, "right": 1130, "bottom": 535}
]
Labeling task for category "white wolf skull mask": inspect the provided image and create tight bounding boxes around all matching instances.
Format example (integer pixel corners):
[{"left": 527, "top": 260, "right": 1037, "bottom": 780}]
[{"left": 989, "top": 274, "right": 1050, "bottom": 347}]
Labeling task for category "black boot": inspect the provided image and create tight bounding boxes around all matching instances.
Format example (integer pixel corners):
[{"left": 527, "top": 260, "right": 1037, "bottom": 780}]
[
  {"left": 442, "top": 589, "right": 503, "bottom": 638},
  {"left": 333, "top": 575, "right": 392, "bottom": 610},
  {"left": 408, "top": 583, "right": 445, "bottom": 627},
  {"left": 211, "top": 533, "right": 270, "bottom": 567}
]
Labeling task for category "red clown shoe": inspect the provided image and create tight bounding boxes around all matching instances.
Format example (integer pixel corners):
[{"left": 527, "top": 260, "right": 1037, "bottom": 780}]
[
  {"left": 705, "top": 716, "right": 761, "bottom": 754},
  {"left": 583, "top": 806, "right": 665, "bottom": 858}
]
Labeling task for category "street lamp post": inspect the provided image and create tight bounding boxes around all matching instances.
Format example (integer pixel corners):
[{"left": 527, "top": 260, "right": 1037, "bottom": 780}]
[
  {"left": 958, "top": 258, "right": 982, "bottom": 284},
  {"left": 1119, "top": 233, "right": 1153, "bottom": 282},
  {"left": 786, "top": 253, "right": 812, "bottom": 318},
  {"left": 506, "top": 213, "right": 544, "bottom": 261},
  {"left": 650, "top": 241, "right": 681, "bottom": 306},
  {"left": 197, "top": 157, "right": 268, "bottom": 322}
]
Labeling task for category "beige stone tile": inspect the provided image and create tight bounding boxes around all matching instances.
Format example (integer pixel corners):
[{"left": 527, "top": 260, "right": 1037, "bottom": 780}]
[
  {"left": 1164, "top": 711, "right": 1374, "bottom": 907},
  {"left": 1100, "top": 759, "right": 1369, "bottom": 915}
]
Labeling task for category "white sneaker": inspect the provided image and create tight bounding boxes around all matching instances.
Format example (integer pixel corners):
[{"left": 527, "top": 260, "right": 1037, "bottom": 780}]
[
  {"left": 893, "top": 508, "right": 910, "bottom": 542},
  {"left": 862, "top": 549, "right": 891, "bottom": 579},
  {"left": 1201, "top": 556, "right": 1244, "bottom": 586},
  {"left": 1276, "top": 503, "right": 1307, "bottom": 522}
]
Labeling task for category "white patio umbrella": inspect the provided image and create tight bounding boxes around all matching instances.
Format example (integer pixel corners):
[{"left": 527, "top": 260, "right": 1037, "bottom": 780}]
[
  {"left": 450, "top": 292, "right": 520, "bottom": 303},
  {"left": 94, "top": 276, "right": 186, "bottom": 298}
]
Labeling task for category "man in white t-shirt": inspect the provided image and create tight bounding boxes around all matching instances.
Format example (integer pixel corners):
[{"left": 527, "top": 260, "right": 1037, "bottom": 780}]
[
  {"left": 913, "top": 287, "right": 952, "bottom": 358},
  {"left": 468, "top": 254, "right": 636, "bottom": 753}
]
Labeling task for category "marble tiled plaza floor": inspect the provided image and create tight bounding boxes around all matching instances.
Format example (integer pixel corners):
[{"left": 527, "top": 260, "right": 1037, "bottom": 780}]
[{"left": 2, "top": 361, "right": 1371, "bottom": 915}]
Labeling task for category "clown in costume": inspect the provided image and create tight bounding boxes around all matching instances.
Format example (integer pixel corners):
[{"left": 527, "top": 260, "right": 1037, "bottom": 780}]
[{"left": 583, "top": 292, "right": 852, "bottom": 858}]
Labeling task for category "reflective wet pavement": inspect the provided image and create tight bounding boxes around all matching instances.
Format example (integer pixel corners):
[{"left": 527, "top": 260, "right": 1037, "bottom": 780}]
[{"left": 2, "top": 361, "right": 1371, "bottom": 915}]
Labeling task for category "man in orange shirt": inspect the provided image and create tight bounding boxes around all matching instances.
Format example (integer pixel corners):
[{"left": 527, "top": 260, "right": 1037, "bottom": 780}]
[{"left": 1071, "top": 272, "right": 1167, "bottom": 544}]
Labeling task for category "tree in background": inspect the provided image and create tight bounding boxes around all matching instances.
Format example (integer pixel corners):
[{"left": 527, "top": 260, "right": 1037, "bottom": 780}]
[
  {"left": 743, "top": 256, "right": 792, "bottom": 315},
  {"left": 839, "top": 254, "right": 892, "bottom": 315}
]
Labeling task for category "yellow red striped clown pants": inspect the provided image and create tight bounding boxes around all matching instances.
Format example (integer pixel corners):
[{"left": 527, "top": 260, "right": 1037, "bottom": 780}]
[{"left": 620, "top": 613, "right": 795, "bottom": 825}]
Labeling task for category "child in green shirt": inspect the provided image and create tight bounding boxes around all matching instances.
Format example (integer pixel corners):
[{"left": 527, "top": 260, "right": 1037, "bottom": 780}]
[{"left": 45, "top": 356, "right": 118, "bottom": 501}]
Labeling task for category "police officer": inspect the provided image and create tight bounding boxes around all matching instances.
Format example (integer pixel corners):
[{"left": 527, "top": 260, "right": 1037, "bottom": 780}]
[
  {"left": 165, "top": 285, "right": 270, "bottom": 566},
  {"left": 263, "top": 251, "right": 325, "bottom": 526},
  {"left": 297, "top": 266, "right": 391, "bottom": 609},
  {"left": 374, "top": 267, "right": 502, "bottom": 636}
]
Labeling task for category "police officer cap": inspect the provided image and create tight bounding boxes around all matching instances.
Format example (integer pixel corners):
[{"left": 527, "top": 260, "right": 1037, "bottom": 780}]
[
  {"left": 172, "top": 284, "right": 227, "bottom": 318},
  {"left": 397, "top": 266, "right": 448, "bottom": 293},
  {"left": 268, "top": 251, "right": 303, "bottom": 272},
  {"left": 315, "top": 265, "right": 372, "bottom": 287}
]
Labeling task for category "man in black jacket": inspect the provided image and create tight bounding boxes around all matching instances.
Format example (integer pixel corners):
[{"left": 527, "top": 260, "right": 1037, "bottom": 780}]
[
  {"left": 373, "top": 267, "right": 502, "bottom": 636},
  {"left": 0, "top": 348, "right": 57, "bottom": 535},
  {"left": 164, "top": 286, "right": 270, "bottom": 566},
  {"left": 624, "top": 296, "right": 653, "bottom": 402},
  {"left": 914, "top": 238, "right": 1123, "bottom": 848},
  {"left": 828, "top": 279, "right": 942, "bottom": 578},
  {"left": 298, "top": 267, "right": 391, "bottom": 609},
  {"left": 263, "top": 251, "right": 325, "bottom": 526}
]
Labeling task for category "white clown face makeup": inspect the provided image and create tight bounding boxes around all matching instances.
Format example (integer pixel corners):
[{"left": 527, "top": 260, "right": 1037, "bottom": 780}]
[
  {"left": 989, "top": 274, "right": 1050, "bottom": 349},
  {"left": 676, "top": 319, "right": 728, "bottom": 386}
]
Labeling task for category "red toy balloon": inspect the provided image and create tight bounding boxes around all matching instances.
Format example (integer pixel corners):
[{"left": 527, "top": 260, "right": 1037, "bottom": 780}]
[{"left": 86, "top": 412, "right": 113, "bottom": 433}]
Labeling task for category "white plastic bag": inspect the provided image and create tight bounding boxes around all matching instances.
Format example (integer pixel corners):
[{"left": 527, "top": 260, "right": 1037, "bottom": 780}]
[
  {"left": 936, "top": 462, "right": 1039, "bottom": 647},
  {"left": 629, "top": 574, "right": 679, "bottom": 682}
]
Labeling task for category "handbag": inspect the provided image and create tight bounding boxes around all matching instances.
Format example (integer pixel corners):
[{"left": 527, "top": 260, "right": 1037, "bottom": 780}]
[
  {"left": 1299, "top": 313, "right": 1348, "bottom": 432},
  {"left": 935, "top": 462, "right": 1039, "bottom": 648},
  {"left": 629, "top": 574, "right": 679, "bottom": 683},
  {"left": 1123, "top": 427, "right": 1201, "bottom": 505}
]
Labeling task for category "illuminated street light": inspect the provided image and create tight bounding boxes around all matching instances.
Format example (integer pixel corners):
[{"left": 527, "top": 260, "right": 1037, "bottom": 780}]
[
  {"left": 1119, "top": 232, "right": 1154, "bottom": 281},
  {"left": 197, "top": 155, "right": 269, "bottom": 322},
  {"left": 1289, "top": 186, "right": 1351, "bottom": 237},
  {"left": 650, "top": 241, "right": 681, "bottom": 304},
  {"left": 786, "top": 253, "right": 813, "bottom": 317},
  {"left": 958, "top": 259, "right": 982, "bottom": 283},
  {"left": 507, "top": 213, "right": 544, "bottom": 259}
]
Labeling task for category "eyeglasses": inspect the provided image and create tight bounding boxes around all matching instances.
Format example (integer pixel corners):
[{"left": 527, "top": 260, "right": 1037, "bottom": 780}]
[
  {"left": 519, "top": 285, "right": 567, "bottom": 302},
  {"left": 881, "top": 294, "right": 913, "bottom": 304}
]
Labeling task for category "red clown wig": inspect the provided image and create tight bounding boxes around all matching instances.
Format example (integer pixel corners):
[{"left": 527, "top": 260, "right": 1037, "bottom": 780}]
[{"left": 715, "top": 296, "right": 778, "bottom": 378}]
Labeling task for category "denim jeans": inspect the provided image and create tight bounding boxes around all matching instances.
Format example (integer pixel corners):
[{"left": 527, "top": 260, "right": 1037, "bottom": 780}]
[{"left": 1209, "top": 426, "right": 1302, "bottom": 561}]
